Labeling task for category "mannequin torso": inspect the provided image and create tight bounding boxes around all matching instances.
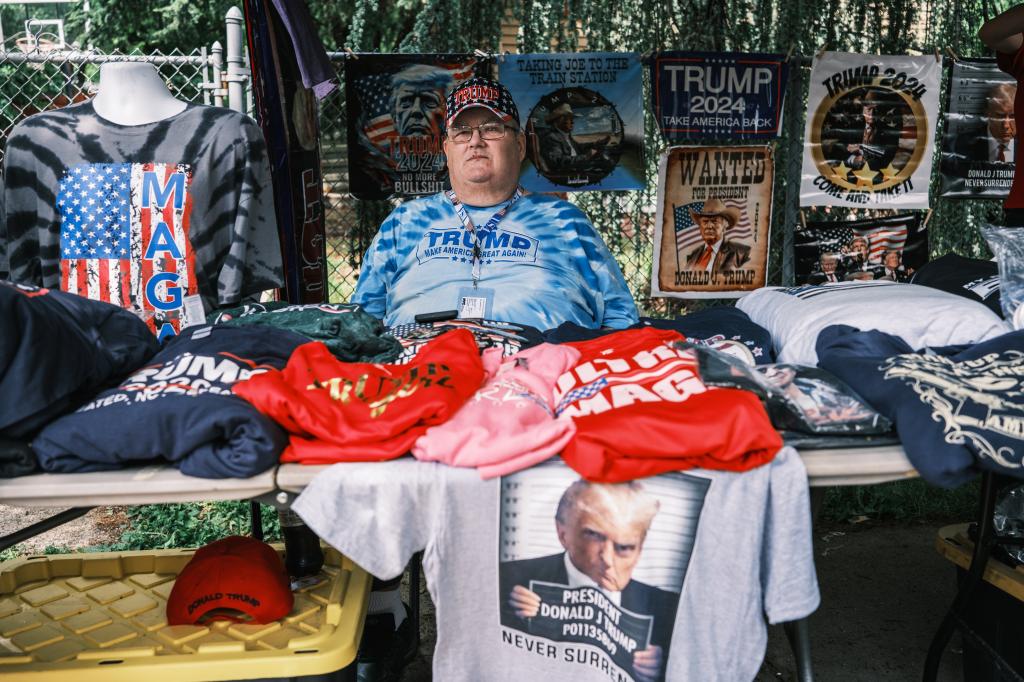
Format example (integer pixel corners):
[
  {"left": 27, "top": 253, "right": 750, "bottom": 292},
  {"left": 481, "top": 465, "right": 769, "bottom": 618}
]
[{"left": 92, "top": 62, "right": 188, "bottom": 126}]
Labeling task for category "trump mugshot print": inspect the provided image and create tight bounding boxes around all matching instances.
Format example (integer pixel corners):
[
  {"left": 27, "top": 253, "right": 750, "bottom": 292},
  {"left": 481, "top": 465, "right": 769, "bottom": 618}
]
[{"left": 498, "top": 460, "right": 709, "bottom": 682}]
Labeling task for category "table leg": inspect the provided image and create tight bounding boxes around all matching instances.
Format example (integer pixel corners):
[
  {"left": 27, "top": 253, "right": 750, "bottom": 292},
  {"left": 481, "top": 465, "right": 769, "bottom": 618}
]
[
  {"left": 784, "top": 618, "right": 815, "bottom": 682},
  {"left": 922, "top": 471, "right": 1003, "bottom": 682},
  {"left": 781, "top": 485, "right": 826, "bottom": 681},
  {"left": 249, "top": 500, "right": 263, "bottom": 541}
]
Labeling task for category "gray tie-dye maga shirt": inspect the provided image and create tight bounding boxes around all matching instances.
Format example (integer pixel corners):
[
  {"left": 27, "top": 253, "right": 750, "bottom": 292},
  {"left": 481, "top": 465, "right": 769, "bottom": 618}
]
[{"left": 0, "top": 101, "right": 283, "bottom": 337}]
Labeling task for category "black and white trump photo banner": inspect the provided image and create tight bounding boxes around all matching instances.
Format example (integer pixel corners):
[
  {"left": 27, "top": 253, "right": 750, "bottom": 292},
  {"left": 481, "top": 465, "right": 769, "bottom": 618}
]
[
  {"left": 499, "top": 53, "right": 644, "bottom": 191},
  {"left": 651, "top": 145, "right": 774, "bottom": 299},
  {"left": 799, "top": 52, "right": 940, "bottom": 209},
  {"left": 938, "top": 59, "right": 1017, "bottom": 198},
  {"left": 345, "top": 53, "right": 484, "bottom": 200},
  {"left": 650, "top": 51, "right": 788, "bottom": 141},
  {"left": 498, "top": 460, "right": 707, "bottom": 682}
]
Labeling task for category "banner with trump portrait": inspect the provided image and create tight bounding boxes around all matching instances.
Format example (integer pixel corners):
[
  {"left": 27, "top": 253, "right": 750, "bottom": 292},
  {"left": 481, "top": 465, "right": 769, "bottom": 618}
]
[
  {"left": 793, "top": 213, "right": 928, "bottom": 285},
  {"left": 345, "top": 53, "right": 486, "bottom": 199},
  {"left": 651, "top": 145, "right": 774, "bottom": 299},
  {"left": 499, "top": 52, "right": 644, "bottom": 191},
  {"left": 799, "top": 52, "right": 940, "bottom": 209},
  {"left": 938, "top": 59, "right": 1017, "bottom": 198}
]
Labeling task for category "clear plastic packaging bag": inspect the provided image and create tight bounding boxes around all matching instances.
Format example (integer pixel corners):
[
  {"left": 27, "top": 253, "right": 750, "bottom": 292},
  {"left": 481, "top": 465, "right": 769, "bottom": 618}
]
[
  {"left": 981, "top": 224, "right": 1024, "bottom": 326},
  {"left": 677, "top": 341, "right": 892, "bottom": 435},
  {"left": 994, "top": 483, "right": 1024, "bottom": 566}
]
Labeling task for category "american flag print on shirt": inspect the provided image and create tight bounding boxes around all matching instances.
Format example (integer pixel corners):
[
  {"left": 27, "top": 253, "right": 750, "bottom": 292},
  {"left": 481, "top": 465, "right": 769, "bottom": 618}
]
[{"left": 58, "top": 162, "right": 196, "bottom": 335}]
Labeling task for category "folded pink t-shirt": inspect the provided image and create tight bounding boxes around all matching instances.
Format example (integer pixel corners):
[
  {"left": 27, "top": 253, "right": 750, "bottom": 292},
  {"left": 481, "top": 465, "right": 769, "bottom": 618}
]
[{"left": 412, "top": 343, "right": 580, "bottom": 478}]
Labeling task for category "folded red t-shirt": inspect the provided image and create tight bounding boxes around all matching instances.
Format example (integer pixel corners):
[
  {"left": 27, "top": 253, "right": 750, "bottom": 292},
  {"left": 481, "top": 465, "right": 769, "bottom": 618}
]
[
  {"left": 557, "top": 327, "right": 782, "bottom": 482},
  {"left": 234, "top": 328, "right": 486, "bottom": 464}
]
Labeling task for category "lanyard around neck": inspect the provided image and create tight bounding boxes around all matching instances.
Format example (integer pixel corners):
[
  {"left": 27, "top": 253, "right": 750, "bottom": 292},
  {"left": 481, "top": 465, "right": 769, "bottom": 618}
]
[{"left": 445, "top": 186, "right": 523, "bottom": 288}]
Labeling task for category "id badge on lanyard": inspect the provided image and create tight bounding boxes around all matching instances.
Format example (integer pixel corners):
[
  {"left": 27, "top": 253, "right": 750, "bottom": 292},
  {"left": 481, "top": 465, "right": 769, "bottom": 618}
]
[{"left": 445, "top": 187, "right": 523, "bottom": 290}]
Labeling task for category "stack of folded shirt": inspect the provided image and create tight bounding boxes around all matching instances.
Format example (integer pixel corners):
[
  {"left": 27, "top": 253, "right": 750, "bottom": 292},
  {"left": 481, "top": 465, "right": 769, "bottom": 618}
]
[
  {"left": 235, "top": 329, "right": 489, "bottom": 464},
  {"left": 413, "top": 343, "right": 580, "bottom": 478},
  {"left": 32, "top": 325, "right": 306, "bottom": 478}
]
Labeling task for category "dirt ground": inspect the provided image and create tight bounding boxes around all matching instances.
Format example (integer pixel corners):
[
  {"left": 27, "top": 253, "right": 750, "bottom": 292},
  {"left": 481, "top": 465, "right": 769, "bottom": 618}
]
[
  {"left": 0, "top": 504, "right": 128, "bottom": 553},
  {"left": 398, "top": 520, "right": 967, "bottom": 681}
]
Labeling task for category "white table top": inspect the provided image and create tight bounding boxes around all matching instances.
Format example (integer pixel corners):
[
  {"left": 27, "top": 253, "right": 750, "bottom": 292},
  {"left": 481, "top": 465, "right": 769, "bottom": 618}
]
[
  {"left": 0, "top": 446, "right": 916, "bottom": 508},
  {"left": 0, "top": 466, "right": 276, "bottom": 507}
]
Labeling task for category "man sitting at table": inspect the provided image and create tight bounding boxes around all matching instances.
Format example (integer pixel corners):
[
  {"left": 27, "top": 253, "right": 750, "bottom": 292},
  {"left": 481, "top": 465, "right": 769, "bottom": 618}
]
[
  {"left": 351, "top": 76, "right": 638, "bottom": 331},
  {"left": 350, "top": 75, "right": 638, "bottom": 681}
]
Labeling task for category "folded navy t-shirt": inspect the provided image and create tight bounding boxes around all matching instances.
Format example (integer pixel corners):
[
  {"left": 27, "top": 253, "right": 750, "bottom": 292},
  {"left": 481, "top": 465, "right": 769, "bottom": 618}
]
[
  {"left": 1, "top": 280, "right": 158, "bottom": 438},
  {"left": 910, "top": 254, "right": 1002, "bottom": 317},
  {"left": 543, "top": 306, "right": 774, "bottom": 364},
  {"left": 817, "top": 324, "right": 1024, "bottom": 488},
  {"left": 33, "top": 325, "right": 307, "bottom": 479}
]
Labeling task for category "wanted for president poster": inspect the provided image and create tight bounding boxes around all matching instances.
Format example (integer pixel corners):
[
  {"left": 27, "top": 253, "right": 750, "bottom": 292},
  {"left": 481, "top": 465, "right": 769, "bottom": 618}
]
[
  {"left": 499, "top": 53, "right": 644, "bottom": 191},
  {"left": 651, "top": 145, "right": 774, "bottom": 298},
  {"left": 650, "top": 51, "right": 788, "bottom": 141},
  {"left": 498, "top": 460, "right": 708, "bottom": 682},
  {"left": 345, "top": 53, "right": 484, "bottom": 200},
  {"left": 799, "top": 52, "right": 940, "bottom": 209},
  {"left": 938, "top": 59, "right": 1017, "bottom": 198}
]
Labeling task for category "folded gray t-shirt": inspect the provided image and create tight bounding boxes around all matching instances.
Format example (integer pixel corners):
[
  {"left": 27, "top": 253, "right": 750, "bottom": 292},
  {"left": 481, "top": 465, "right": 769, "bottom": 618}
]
[{"left": 294, "top": 449, "right": 819, "bottom": 682}]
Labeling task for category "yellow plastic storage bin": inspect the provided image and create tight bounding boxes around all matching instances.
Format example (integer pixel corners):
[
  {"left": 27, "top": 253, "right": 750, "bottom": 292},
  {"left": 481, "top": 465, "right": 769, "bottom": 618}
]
[{"left": 0, "top": 543, "right": 370, "bottom": 681}]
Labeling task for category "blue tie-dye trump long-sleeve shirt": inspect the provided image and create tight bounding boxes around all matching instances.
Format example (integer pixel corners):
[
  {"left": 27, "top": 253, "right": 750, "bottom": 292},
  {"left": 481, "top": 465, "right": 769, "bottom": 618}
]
[{"left": 352, "top": 192, "right": 639, "bottom": 330}]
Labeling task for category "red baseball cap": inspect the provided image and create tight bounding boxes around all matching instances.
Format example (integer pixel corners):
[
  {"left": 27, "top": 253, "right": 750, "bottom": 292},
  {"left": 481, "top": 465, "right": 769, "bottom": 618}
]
[
  {"left": 166, "top": 536, "right": 294, "bottom": 625},
  {"left": 444, "top": 76, "right": 520, "bottom": 130}
]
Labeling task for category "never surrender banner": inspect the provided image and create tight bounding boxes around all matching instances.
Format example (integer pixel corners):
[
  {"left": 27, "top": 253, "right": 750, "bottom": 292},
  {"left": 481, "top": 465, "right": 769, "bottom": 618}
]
[
  {"left": 938, "top": 59, "right": 1017, "bottom": 198},
  {"left": 345, "top": 53, "right": 483, "bottom": 200},
  {"left": 800, "top": 52, "right": 940, "bottom": 209},
  {"left": 499, "top": 52, "right": 644, "bottom": 191},
  {"left": 651, "top": 146, "right": 774, "bottom": 299},
  {"left": 650, "top": 51, "right": 788, "bottom": 140}
]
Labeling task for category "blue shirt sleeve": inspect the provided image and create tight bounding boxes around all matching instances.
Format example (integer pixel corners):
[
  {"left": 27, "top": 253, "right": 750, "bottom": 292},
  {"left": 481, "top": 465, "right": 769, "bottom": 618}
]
[
  {"left": 350, "top": 208, "right": 398, "bottom": 319},
  {"left": 574, "top": 213, "right": 639, "bottom": 328}
]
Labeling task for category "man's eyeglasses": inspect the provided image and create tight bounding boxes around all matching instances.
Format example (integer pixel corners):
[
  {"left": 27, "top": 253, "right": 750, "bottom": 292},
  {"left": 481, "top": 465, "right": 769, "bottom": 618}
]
[{"left": 447, "top": 122, "right": 515, "bottom": 144}]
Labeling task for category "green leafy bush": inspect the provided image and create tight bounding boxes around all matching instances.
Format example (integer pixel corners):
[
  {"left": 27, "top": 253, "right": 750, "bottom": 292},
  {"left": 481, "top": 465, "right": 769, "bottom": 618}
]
[{"left": 104, "top": 502, "right": 281, "bottom": 551}]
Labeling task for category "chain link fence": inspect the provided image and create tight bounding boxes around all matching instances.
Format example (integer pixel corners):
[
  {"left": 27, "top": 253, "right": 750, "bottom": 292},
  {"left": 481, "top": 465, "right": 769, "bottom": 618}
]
[
  {"left": 0, "top": 42, "right": 1000, "bottom": 315},
  {"left": 316, "top": 55, "right": 1002, "bottom": 315},
  {"left": 0, "top": 47, "right": 222, "bottom": 168},
  {"left": 317, "top": 56, "right": 797, "bottom": 316}
]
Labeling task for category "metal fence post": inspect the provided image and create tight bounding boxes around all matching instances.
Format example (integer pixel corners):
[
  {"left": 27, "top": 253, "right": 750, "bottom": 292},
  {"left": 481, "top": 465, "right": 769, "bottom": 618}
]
[
  {"left": 225, "top": 6, "right": 246, "bottom": 113},
  {"left": 781, "top": 59, "right": 807, "bottom": 287},
  {"left": 211, "top": 40, "right": 225, "bottom": 108}
]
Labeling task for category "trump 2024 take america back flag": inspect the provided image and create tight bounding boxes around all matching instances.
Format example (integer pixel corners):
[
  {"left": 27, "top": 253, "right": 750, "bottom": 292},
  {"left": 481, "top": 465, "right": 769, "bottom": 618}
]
[{"left": 58, "top": 162, "right": 196, "bottom": 337}]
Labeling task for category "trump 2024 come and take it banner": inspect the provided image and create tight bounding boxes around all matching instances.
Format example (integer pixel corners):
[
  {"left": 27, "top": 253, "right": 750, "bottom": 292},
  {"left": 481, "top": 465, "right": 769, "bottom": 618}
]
[
  {"left": 345, "top": 53, "right": 483, "bottom": 200},
  {"left": 499, "top": 53, "right": 644, "bottom": 192},
  {"left": 800, "top": 51, "right": 941, "bottom": 209},
  {"left": 652, "top": 146, "right": 774, "bottom": 299},
  {"left": 650, "top": 51, "right": 788, "bottom": 140},
  {"left": 938, "top": 58, "right": 1017, "bottom": 199}
]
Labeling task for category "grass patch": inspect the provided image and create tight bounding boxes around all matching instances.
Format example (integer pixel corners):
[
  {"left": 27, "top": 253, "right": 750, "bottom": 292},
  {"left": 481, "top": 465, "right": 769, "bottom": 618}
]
[
  {"left": 821, "top": 478, "right": 982, "bottom": 523},
  {"left": 1, "top": 545, "right": 73, "bottom": 564},
  {"left": 103, "top": 502, "right": 282, "bottom": 552},
  {"left": 1, "top": 503, "right": 283, "bottom": 563}
]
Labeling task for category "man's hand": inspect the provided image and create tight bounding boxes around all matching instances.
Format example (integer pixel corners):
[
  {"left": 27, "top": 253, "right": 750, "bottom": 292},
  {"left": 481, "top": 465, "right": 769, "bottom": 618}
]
[
  {"left": 632, "top": 645, "right": 663, "bottom": 682},
  {"left": 509, "top": 585, "right": 542, "bottom": 618}
]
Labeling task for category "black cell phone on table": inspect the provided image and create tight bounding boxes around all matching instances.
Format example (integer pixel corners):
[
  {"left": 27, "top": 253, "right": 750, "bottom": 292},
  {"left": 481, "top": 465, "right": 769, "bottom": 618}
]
[{"left": 414, "top": 309, "right": 459, "bottom": 323}]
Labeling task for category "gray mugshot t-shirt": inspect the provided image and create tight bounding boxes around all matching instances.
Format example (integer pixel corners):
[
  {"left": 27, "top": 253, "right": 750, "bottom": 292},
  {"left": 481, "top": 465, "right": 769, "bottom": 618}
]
[
  {"left": 0, "top": 101, "right": 283, "bottom": 337},
  {"left": 293, "top": 447, "right": 819, "bottom": 682}
]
